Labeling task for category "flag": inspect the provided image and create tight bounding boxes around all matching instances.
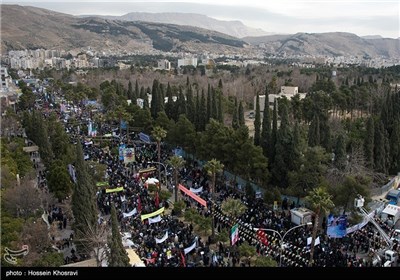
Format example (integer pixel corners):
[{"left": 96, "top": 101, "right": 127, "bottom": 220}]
[
  {"left": 155, "top": 191, "right": 160, "bottom": 208},
  {"left": 230, "top": 223, "right": 239, "bottom": 246},
  {"left": 137, "top": 196, "right": 142, "bottom": 213},
  {"left": 257, "top": 229, "right": 268, "bottom": 246},
  {"left": 155, "top": 231, "right": 168, "bottom": 244},
  {"left": 180, "top": 251, "right": 186, "bottom": 267}
]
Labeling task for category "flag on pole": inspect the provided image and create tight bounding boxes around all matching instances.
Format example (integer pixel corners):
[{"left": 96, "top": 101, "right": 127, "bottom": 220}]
[{"left": 231, "top": 223, "right": 239, "bottom": 246}]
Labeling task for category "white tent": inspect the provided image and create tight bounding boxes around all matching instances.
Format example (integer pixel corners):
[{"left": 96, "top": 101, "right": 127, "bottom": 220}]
[
  {"left": 145, "top": 178, "right": 159, "bottom": 185},
  {"left": 382, "top": 204, "right": 400, "bottom": 216}
]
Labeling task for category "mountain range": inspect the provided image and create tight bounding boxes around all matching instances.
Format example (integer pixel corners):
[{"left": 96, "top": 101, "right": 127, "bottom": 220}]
[
  {"left": 81, "top": 12, "right": 271, "bottom": 38},
  {"left": 1, "top": 4, "right": 399, "bottom": 60},
  {"left": 244, "top": 33, "right": 400, "bottom": 58}
]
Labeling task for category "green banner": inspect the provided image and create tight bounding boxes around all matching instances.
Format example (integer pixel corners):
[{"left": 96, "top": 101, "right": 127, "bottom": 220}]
[
  {"left": 105, "top": 187, "right": 124, "bottom": 193},
  {"left": 141, "top": 207, "right": 165, "bottom": 221},
  {"left": 96, "top": 181, "right": 108, "bottom": 187}
]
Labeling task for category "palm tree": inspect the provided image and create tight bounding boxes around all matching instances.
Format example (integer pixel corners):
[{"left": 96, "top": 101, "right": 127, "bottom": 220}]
[
  {"left": 167, "top": 155, "right": 185, "bottom": 202},
  {"left": 305, "top": 187, "right": 334, "bottom": 267},
  {"left": 204, "top": 158, "right": 224, "bottom": 240},
  {"left": 152, "top": 126, "right": 167, "bottom": 186},
  {"left": 221, "top": 198, "right": 247, "bottom": 219}
]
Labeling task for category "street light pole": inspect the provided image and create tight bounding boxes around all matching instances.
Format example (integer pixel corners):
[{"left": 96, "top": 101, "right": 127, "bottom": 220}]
[{"left": 254, "top": 222, "right": 312, "bottom": 267}]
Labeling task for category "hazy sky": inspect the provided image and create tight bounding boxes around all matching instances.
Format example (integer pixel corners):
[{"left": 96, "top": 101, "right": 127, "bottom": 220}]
[{"left": 3, "top": 0, "right": 399, "bottom": 38}]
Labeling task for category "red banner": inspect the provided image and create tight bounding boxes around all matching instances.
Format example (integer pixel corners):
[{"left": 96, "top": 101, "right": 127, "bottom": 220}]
[{"left": 178, "top": 184, "right": 207, "bottom": 207}]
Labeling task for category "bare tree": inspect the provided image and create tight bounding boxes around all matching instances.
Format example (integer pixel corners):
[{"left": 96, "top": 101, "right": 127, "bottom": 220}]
[
  {"left": 3, "top": 178, "right": 41, "bottom": 220},
  {"left": 74, "top": 216, "right": 109, "bottom": 266}
]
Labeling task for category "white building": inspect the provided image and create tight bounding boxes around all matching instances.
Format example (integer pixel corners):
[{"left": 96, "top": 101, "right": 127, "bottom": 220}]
[
  {"left": 1, "top": 67, "right": 9, "bottom": 90},
  {"left": 255, "top": 86, "right": 307, "bottom": 112},
  {"left": 157, "top": 59, "right": 171, "bottom": 71},
  {"left": 178, "top": 57, "right": 197, "bottom": 68}
]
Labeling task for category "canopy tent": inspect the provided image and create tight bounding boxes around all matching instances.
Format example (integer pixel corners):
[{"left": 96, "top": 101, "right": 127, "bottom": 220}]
[{"left": 382, "top": 204, "right": 400, "bottom": 216}]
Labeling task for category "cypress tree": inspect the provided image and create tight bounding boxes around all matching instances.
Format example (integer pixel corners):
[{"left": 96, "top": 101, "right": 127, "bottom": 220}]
[
  {"left": 199, "top": 89, "right": 207, "bottom": 131},
  {"left": 165, "top": 83, "right": 174, "bottom": 119},
  {"left": 186, "top": 84, "right": 195, "bottom": 123},
  {"left": 374, "top": 121, "right": 389, "bottom": 173},
  {"left": 334, "top": 134, "right": 347, "bottom": 170},
  {"left": 270, "top": 100, "right": 278, "bottom": 165},
  {"left": 261, "top": 86, "right": 271, "bottom": 157},
  {"left": 107, "top": 205, "right": 130, "bottom": 267},
  {"left": 150, "top": 79, "right": 159, "bottom": 119},
  {"left": 195, "top": 90, "right": 200, "bottom": 131},
  {"left": 364, "top": 117, "right": 374, "bottom": 169},
  {"left": 389, "top": 120, "right": 400, "bottom": 174},
  {"left": 254, "top": 93, "right": 261, "bottom": 145},
  {"left": 308, "top": 115, "right": 320, "bottom": 147},
  {"left": 72, "top": 144, "right": 97, "bottom": 253},
  {"left": 127, "top": 81, "right": 133, "bottom": 100},
  {"left": 238, "top": 101, "right": 245, "bottom": 127},
  {"left": 134, "top": 80, "right": 139, "bottom": 101},
  {"left": 206, "top": 84, "right": 212, "bottom": 123},
  {"left": 211, "top": 87, "right": 218, "bottom": 120},
  {"left": 232, "top": 97, "right": 239, "bottom": 129},
  {"left": 217, "top": 90, "right": 223, "bottom": 123}
]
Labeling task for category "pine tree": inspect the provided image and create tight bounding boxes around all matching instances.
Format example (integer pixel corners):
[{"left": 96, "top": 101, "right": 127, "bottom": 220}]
[
  {"left": 364, "top": 117, "right": 374, "bottom": 169},
  {"left": 238, "top": 101, "right": 245, "bottom": 127},
  {"left": 261, "top": 86, "right": 271, "bottom": 157},
  {"left": 107, "top": 205, "right": 130, "bottom": 267},
  {"left": 232, "top": 97, "right": 239, "bottom": 129},
  {"left": 72, "top": 144, "right": 97, "bottom": 253},
  {"left": 374, "top": 121, "right": 389, "bottom": 173},
  {"left": 254, "top": 93, "right": 261, "bottom": 146}
]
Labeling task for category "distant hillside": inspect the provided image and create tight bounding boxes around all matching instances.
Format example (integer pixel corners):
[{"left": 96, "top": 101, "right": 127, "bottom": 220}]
[
  {"left": 82, "top": 12, "right": 271, "bottom": 38},
  {"left": 1, "top": 5, "right": 247, "bottom": 54},
  {"left": 244, "top": 32, "right": 400, "bottom": 58}
]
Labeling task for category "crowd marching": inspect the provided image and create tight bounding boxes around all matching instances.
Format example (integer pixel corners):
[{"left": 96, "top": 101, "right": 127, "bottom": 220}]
[{"left": 28, "top": 98, "right": 400, "bottom": 267}]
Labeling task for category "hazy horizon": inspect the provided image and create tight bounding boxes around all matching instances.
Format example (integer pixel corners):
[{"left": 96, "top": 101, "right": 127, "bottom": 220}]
[{"left": 2, "top": 0, "right": 399, "bottom": 39}]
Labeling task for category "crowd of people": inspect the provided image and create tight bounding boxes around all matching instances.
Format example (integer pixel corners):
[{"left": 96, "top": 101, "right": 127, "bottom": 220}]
[{"left": 27, "top": 96, "right": 400, "bottom": 267}]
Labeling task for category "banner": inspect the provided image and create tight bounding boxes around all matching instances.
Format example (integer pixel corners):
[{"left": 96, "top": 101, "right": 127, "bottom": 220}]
[
  {"left": 119, "top": 144, "right": 126, "bottom": 161},
  {"left": 155, "top": 231, "right": 168, "bottom": 244},
  {"left": 141, "top": 207, "right": 165, "bottom": 221},
  {"left": 120, "top": 120, "right": 127, "bottom": 130},
  {"left": 105, "top": 187, "right": 124, "bottom": 193},
  {"left": 139, "top": 132, "right": 151, "bottom": 143},
  {"left": 149, "top": 215, "right": 162, "bottom": 224},
  {"left": 257, "top": 229, "right": 269, "bottom": 246},
  {"left": 179, "top": 184, "right": 207, "bottom": 207},
  {"left": 123, "top": 148, "right": 135, "bottom": 163},
  {"left": 122, "top": 208, "right": 137, "bottom": 218},
  {"left": 307, "top": 236, "right": 320, "bottom": 246},
  {"left": 327, "top": 214, "right": 347, "bottom": 238},
  {"left": 184, "top": 239, "right": 197, "bottom": 255},
  {"left": 189, "top": 186, "right": 203, "bottom": 193},
  {"left": 96, "top": 181, "right": 108, "bottom": 187},
  {"left": 231, "top": 224, "right": 239, "bottom": 246}
]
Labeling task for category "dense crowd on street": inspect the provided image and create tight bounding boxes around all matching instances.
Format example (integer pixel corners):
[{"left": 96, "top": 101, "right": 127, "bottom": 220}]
[{"left": 25, "top": 97, "right": 400, "bottom": 267}]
